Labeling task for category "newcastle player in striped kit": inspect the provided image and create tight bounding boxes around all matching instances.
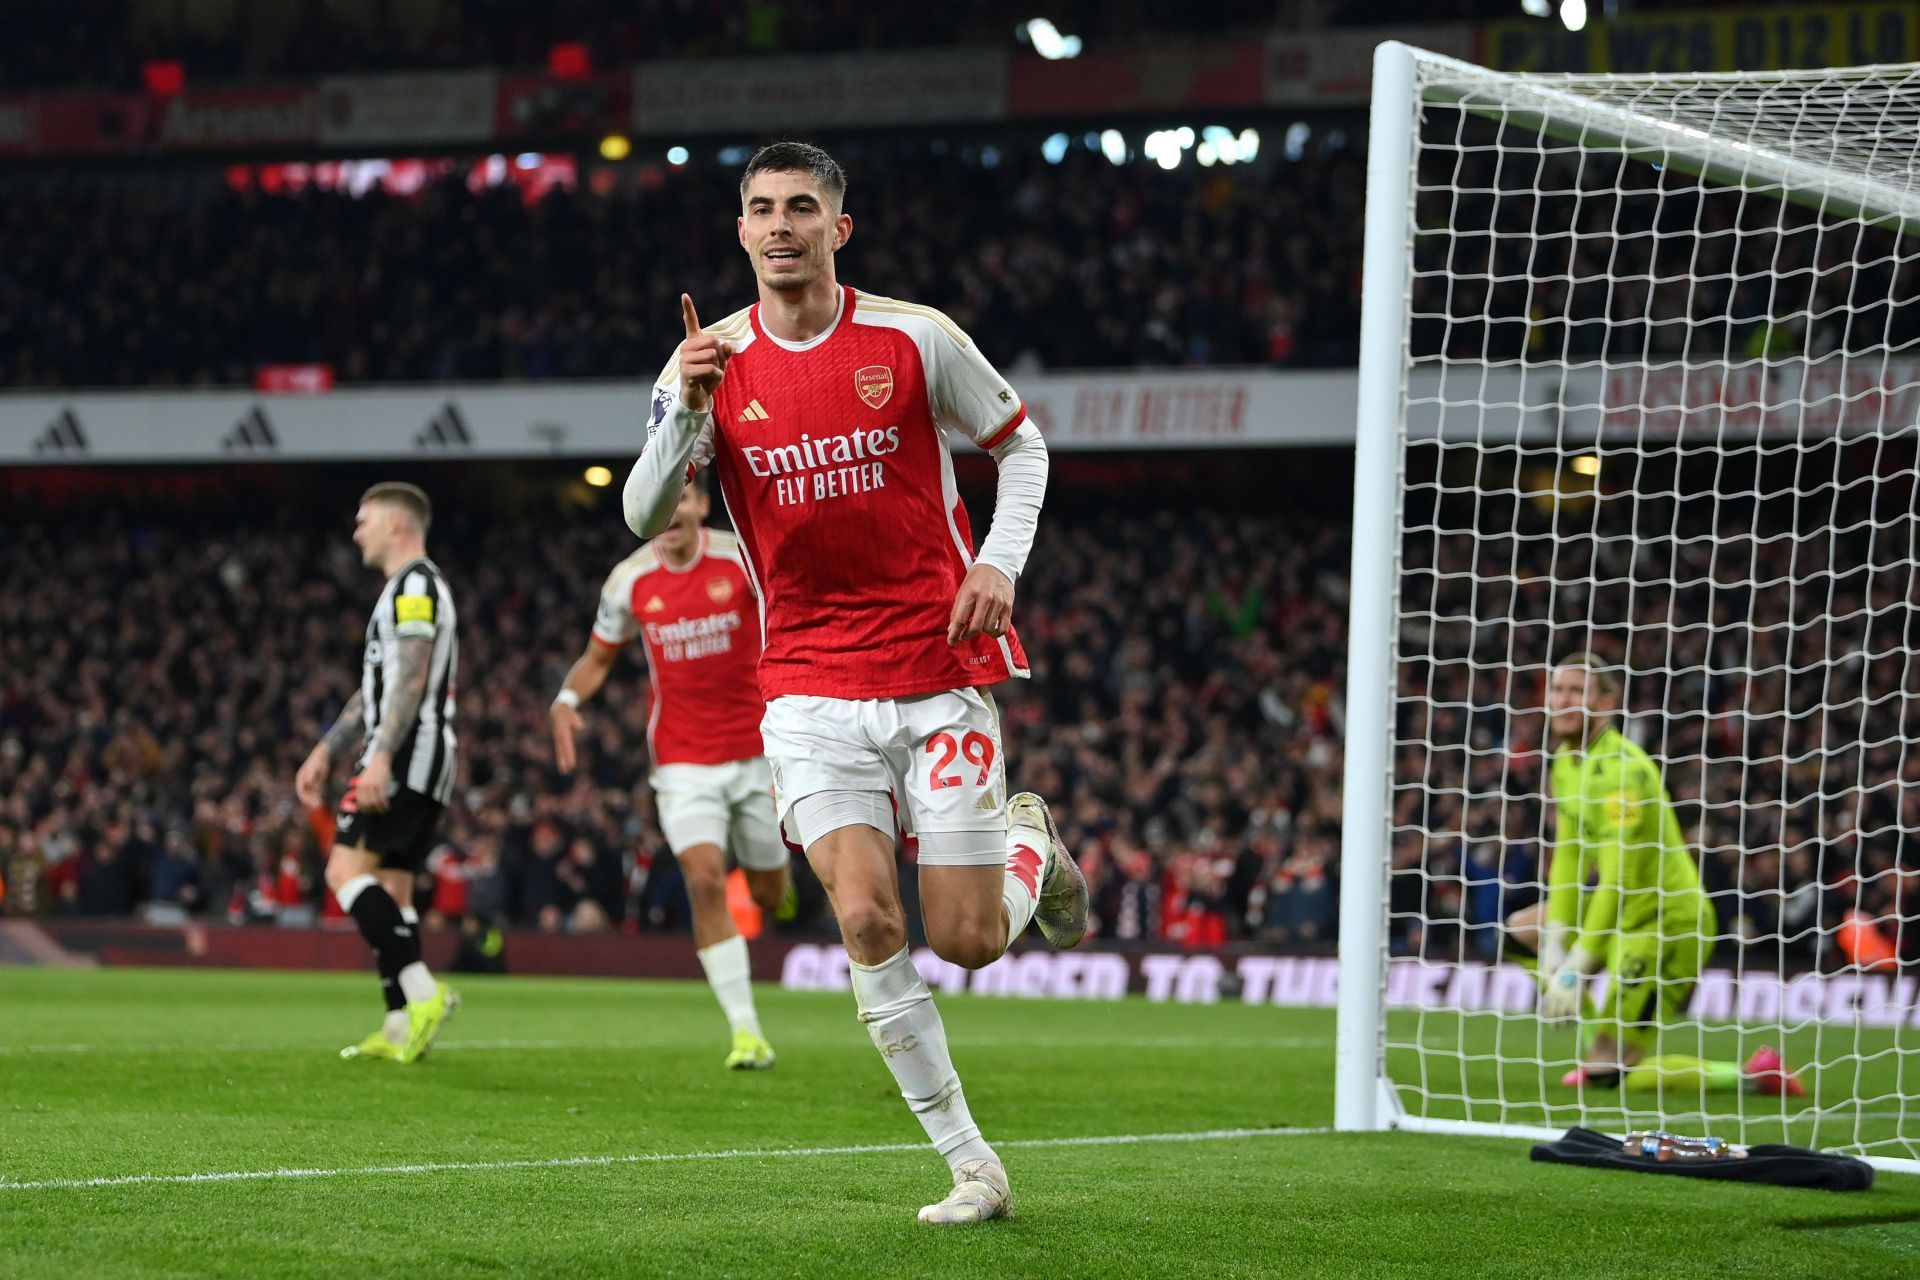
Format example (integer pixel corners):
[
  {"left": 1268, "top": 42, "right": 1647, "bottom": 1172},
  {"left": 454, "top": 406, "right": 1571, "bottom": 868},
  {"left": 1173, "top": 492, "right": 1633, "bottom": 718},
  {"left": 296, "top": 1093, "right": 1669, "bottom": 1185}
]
[{"left": 296, "top": 482, "right": 459, "bottom": 1063}]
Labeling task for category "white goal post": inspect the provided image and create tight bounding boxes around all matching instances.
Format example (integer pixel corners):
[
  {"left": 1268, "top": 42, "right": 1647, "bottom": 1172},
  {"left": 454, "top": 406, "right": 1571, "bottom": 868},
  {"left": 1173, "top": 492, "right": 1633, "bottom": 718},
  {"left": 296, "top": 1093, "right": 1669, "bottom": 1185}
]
[{"left": 1338, "top": 41, "right": 1920, "bottom": 1173}]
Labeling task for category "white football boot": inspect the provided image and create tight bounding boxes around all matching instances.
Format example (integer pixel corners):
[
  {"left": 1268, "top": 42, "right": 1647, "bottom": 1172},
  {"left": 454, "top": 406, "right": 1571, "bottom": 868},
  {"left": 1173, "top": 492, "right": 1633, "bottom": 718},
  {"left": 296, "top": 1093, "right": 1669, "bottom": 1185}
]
[
  {"left": 917, "top": 1158, "right": 1013, "bottom": 1225},
  {"left": 1008, "top": 791, "right": 1089, "bottom": 948}
]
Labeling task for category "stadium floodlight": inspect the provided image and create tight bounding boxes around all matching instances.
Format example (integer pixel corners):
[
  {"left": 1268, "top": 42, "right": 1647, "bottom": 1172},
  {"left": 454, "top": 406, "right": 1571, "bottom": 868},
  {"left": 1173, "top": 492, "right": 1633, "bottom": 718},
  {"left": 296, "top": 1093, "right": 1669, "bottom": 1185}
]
[
  {"left": 1340, "top": 42, "right": 1920, "bottom": 1174},
  {"left": 1521, "top": 0, "right": 1552, "bottom": 15},
  {"left": 1559, "top": 0, "right": 1588, "bottom": 33},
  {"left": 1023, "top": 18, "right": 1083, "bottom": 60}
]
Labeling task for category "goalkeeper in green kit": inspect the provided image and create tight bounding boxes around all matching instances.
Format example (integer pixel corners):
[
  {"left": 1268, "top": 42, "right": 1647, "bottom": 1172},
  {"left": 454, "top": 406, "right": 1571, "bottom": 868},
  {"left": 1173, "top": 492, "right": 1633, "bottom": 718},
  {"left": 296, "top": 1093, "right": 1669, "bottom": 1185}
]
[{"left": 1505, "top": 655, "right": 1804, "bottom": 1097}]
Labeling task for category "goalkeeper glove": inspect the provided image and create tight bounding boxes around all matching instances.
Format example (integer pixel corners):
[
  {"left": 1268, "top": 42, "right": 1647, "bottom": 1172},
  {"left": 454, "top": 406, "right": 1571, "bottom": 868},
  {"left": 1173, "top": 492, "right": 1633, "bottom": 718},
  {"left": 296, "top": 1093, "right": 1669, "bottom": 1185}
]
[
  {"left": 1537, "top": 924, "right": 1569, "bottom": 983},
  {"left": 1539, "top": 948, "right": 1601, "bottom": 1022},
  {"left": 1539, "top": 964, "right": 1584, "bottom": 1022}
]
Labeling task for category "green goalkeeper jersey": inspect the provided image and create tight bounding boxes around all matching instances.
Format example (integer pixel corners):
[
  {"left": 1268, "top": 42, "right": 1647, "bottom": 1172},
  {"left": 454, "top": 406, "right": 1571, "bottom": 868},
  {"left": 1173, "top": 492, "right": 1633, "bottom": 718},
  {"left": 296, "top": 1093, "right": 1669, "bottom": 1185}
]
[{"left": 1545, "top": 726, "right": 1709, "bottom": 958}]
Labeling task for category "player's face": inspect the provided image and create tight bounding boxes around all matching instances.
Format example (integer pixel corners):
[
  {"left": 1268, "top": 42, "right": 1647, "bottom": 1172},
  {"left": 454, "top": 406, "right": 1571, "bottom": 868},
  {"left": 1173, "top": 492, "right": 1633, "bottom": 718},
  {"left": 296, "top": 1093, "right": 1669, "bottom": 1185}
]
[
  {"left": 656, "top": 485, "right": 711, "bottom": 553},
  {"left": 738, "top": 170, "right": 851, "bottom": 294},
  {"left": 1547, "top": 666, "right": 1609, "bottom": 741},
  {"left": 351, "top": 503, "right": 386, "bottom": 567}
]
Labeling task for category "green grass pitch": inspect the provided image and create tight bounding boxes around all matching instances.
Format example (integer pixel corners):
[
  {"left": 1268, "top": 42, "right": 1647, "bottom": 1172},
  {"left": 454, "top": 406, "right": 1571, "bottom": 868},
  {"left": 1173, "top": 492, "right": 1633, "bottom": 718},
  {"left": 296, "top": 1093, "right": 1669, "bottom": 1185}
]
[{"left": 3, "top": 967, "right": 1918, "bottom": 1278}]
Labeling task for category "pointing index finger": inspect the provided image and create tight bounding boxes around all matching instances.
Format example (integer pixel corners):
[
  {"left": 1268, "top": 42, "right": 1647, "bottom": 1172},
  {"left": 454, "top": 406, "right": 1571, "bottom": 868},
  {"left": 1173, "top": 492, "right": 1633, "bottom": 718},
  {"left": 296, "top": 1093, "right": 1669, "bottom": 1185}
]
[{"left": 682, "top": 293, "right": 702, "bottom": 338}]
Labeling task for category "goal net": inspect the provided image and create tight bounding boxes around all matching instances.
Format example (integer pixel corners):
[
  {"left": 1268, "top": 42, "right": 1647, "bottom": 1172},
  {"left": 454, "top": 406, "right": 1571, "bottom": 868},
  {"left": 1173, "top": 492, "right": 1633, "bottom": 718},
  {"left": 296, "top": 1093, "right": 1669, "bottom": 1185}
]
[{"left": 1337, "top": 43, "right": 1920, "bottom": 1172}]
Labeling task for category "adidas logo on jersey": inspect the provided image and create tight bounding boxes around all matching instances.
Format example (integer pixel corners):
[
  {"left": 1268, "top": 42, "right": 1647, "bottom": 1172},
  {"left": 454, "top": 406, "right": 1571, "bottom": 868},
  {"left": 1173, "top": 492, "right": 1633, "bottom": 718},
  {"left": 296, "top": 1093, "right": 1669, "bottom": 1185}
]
[
  {"left": 643, "top": 595, "right": 666, "bottom": 613},
  {"left": 737, "top": 400, "right": 770, "bottom": 423}
]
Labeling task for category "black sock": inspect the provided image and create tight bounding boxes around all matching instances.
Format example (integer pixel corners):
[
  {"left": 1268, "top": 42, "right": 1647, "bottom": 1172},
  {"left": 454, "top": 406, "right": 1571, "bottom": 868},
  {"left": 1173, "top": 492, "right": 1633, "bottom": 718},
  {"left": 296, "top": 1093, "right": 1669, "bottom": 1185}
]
[{"left": 347, "top": 883, "right": 421, "bottom": 1006}]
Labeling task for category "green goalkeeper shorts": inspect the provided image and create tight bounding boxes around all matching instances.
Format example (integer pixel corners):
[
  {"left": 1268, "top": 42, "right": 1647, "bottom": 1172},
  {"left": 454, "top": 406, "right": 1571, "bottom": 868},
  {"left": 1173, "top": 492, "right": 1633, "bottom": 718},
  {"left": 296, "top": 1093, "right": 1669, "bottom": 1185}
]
[{"left": 1604, "top": 917, "right": 1713, "bottom": 1054}]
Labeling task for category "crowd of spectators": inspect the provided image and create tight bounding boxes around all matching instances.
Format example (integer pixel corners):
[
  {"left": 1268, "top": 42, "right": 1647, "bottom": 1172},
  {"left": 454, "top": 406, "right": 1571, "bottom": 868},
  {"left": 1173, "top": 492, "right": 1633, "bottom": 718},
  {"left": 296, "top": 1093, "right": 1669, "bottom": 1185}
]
[
  {"left": 0, "top": 475, "right": 1353, "bottom": 953},
  {"left": 1396, "top": 438, "right": 1920, "bottom": 972},
  {"left": 0, "top": 135, "right": 1363, "bottom": 388},
  {"left": 10, "top": 108, "right": 1915, "bottom": 393},
  {"left": 4, "top": 439, "right": 1917, "bottom": 969},
  {"left": 5, "top": 2, "right": 1519, "bottom": 90},
  {"left": 1410, "top": 116, "right": 1920, "bottom": 368},
  {"left": 6, "top": 74, "right": 1920, "bottom": 969}
]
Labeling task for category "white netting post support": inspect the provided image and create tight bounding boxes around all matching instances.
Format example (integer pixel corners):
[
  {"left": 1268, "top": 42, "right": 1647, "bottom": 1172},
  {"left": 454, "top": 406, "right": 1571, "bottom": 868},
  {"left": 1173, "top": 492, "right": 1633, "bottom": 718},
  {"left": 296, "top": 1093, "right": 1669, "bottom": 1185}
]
[
  {"left": 1336, "top": 39, "right": 1421, "bottom": 1135},
  {"left": 1372, "top": 46, "right": 1920, "bottom": 1173}
]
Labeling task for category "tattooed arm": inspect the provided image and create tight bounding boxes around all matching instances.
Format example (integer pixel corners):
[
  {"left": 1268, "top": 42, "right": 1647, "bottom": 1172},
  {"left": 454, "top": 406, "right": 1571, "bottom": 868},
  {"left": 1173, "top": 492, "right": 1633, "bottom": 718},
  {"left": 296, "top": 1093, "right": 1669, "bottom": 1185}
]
[
  {"left": 351, "top": 637, "right": 433, "bottom": 814},
  {"left": 296, "top": 690, "right": 364, "bottom": 809},
  {"left": 320, "top": 691, "right": 366, "bottom": 758},
  {"left": 372, "top": 637, "right": 434, "bottom": 758}
]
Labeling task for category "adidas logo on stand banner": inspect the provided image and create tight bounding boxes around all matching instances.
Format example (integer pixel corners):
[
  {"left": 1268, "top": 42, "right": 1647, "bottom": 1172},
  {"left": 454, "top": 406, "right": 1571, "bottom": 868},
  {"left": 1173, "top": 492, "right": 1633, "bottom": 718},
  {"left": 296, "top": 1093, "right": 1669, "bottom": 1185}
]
[
  {"left": 220, "top": 407, "right": 279, "bottom": 452},
  {"left": 414, "top": 403, "right": 474, "bottom": 449},
  {"left": 32, "top": 409, "right": 88, "bottom": 456}
]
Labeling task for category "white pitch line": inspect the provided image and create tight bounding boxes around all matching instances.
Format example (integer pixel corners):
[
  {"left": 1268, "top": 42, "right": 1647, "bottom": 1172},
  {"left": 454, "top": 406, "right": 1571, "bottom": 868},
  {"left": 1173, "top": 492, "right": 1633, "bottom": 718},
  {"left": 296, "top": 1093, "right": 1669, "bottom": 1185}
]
[
  {"left": 0, "top": 1125, "right": 1331, "bottom": 1194},
  {"left": 0, "top": 1035, "right": 1331, "bottom": 1056}
]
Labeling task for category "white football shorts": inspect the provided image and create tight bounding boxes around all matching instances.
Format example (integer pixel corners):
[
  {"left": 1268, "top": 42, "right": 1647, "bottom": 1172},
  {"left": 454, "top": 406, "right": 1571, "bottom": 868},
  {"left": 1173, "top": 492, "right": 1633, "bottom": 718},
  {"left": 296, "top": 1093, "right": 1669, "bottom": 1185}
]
[
  {"left": 650, "top": 756, "right": 787, "bottom": 872},
  {"left": 759, "top": 688, "right": 1009, "bottom": 867}
]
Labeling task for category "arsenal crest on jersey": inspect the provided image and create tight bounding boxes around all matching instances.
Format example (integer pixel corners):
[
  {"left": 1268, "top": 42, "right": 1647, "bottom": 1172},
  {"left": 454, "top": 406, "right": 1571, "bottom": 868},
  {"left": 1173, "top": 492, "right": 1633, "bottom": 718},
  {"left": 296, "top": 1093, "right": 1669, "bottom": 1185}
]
[
  {"left": 707, "top": 576, "right": 733, "bottom": 604},
  {"left": 855, "top": 365, "right": 894, "bottom": 410}
]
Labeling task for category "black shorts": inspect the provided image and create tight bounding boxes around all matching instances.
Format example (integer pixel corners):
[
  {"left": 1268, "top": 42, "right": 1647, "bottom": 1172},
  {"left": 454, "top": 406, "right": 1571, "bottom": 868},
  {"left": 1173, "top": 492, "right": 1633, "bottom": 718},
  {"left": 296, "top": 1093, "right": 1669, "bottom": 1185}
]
[{"left": 333, "top": 783, "right": 446, "bottom": 874}]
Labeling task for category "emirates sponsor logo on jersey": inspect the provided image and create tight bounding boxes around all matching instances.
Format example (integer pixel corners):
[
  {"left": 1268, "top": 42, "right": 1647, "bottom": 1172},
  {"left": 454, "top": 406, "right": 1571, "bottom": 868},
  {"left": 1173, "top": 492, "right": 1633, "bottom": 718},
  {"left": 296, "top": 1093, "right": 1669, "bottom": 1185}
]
[
  {"left": 645, "top": 611, "right": 742, "bottom": 662},
  {"left": 742, "top": 427, "right": 901, "bottom": 509},
  {"left": 855, "top": 365, "right": 894, "bottom": 409}
]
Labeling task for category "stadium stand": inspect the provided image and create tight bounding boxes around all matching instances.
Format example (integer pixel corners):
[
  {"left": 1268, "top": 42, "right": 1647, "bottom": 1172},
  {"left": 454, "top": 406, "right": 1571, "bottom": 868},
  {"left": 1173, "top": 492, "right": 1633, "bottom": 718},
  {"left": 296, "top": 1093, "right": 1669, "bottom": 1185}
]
[
  {"left": 4, "top": 441, "right": 1912, "bottom": 969},
  {"left": 1397, "top": 441, "right": 1920, "bottom": 972},
  {"left": 0, "top": 475, "right": 1347, "bottom": 950},
  {"left": 0, "top": 139, "right": 1361, "bottom": 388},
  {"left": 4, "top": 1, "right": 1427, "bottom": 88}
]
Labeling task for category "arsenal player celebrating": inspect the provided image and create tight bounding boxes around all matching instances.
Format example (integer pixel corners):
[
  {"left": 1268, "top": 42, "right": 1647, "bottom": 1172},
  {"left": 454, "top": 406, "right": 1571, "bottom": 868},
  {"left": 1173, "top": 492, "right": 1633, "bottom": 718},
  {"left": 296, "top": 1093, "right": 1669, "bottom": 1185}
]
[
  {"left": 551, "top": 475, "right": 787, "bottom": 1072},
  {"left": 623, "top": 142, "right": 1086, "bottom": 1225}
]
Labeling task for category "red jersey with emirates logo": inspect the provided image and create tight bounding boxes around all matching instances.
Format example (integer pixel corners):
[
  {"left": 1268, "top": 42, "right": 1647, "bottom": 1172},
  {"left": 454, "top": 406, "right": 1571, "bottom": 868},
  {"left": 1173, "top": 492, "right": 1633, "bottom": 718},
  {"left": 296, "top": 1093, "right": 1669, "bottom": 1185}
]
[
  {"left": 649, "top": 286, "right": 1032, "bottom": 701},
  {"left": 591, "top": 529, "right": 766, "bottom": 766}
]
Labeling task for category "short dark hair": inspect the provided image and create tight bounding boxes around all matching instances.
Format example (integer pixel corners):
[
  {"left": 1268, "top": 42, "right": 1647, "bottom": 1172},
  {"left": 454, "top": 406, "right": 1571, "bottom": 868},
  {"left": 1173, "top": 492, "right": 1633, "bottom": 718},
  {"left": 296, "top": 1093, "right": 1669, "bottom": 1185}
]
[
  {"left": 361, "top": 481, "right": 431, "bottom": 532},
  {"left": 739, "top": 141, "right": 846, "bottom": 211}
]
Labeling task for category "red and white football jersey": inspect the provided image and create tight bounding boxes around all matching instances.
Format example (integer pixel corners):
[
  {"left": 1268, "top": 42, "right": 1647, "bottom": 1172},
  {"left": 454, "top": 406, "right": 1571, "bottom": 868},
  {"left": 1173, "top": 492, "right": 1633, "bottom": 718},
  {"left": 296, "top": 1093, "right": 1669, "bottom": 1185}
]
[
  {"left": 591, "top": 528, "right": 766, "bottom": 766},
  {"left": 650, "top": 286, "right": 1033, "bottom": 701}
]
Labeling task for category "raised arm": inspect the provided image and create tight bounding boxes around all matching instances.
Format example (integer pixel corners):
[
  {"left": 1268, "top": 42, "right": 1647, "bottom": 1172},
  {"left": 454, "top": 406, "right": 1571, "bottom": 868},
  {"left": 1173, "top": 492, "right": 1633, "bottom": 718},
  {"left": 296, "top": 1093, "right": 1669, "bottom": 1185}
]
[{"left": 625, "top": 295, "right": 725, "bottom": 538}]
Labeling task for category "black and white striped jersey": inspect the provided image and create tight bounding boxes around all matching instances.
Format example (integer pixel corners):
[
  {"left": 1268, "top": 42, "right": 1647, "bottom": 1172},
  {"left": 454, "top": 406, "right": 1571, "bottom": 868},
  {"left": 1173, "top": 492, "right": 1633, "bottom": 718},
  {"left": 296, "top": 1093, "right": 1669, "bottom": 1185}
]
[{"left": 358, "top": 557, "right": 460, "bottom": 804}]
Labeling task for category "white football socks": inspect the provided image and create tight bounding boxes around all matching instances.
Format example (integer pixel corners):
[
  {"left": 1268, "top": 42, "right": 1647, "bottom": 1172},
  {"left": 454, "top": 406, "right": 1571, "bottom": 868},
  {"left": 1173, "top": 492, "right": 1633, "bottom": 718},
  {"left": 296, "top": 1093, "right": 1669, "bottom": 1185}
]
[
  {"left": 382, "top": 1010, "right": 410, "bottom": 1045},
  {"left": 1002, "top": 822, "right": 1048, "bottom": 950},
  {"left": 696, "top": 934, "right": 762, "bottom": 1037},
  {"left": 397, "top": 962, "right": 437, "bottom": 1005},
  {"left": 851, "top": 948, "right": 998, "bottom": 1174}
]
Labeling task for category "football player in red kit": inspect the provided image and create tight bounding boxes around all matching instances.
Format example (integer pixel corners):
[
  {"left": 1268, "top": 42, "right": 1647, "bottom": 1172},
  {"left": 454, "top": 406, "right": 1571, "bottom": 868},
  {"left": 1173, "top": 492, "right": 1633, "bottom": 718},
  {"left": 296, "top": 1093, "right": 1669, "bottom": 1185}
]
[{"left": 623, "top": 142, "right": 1086, "bottom": 1225}]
